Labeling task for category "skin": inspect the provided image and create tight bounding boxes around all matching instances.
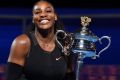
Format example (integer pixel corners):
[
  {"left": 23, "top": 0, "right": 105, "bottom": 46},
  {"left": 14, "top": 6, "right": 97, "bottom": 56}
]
[
  {"left": 8, "top": 1, "right": 74, "bottom": 74},
  {"left": 8, "top": 34, "right": 30, "bottom": 66},
  {"left": 33, "top": 1, "right": 57, "bottom": 30},
  {"left": 33, "top": 1, "right": 58, "bottom": 52},
  {"left": 8, "top": 1, "right": 58, "bottom": 66}
]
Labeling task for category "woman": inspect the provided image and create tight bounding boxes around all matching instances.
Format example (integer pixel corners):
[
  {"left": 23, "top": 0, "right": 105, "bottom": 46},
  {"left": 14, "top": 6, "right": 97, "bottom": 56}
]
[{"left": 6, "top": 0, "right": 75, "bottom": 80}]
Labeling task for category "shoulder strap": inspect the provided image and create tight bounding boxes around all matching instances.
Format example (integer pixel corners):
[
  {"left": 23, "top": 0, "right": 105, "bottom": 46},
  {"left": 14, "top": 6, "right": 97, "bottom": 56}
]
[
  {"left": 26, "top": 31, "right": 38, "bottom": 46},
  {"left": 25, "top": 31, "right": 38, "bottom": 57}
]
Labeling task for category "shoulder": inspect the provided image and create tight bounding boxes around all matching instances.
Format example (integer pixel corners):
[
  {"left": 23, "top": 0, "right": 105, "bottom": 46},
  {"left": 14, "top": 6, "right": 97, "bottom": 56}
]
[
  {"left": 13, "top": 34, "right": 30, "bottom": 44},
  {"left": 12, "top": 34, "right": 31, "bottom": 49},
  {"left": 8, "top": 34, "right": 31, "bottom": 66}
]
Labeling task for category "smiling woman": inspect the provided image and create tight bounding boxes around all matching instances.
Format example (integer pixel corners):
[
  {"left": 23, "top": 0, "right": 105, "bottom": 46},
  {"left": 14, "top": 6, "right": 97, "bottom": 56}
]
[{"left": 6, "top": 0, "right": 75, "bottom": 80}]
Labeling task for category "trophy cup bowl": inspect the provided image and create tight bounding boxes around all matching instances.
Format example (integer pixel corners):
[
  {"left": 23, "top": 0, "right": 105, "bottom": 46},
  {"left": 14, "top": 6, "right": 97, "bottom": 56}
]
[{"left": 72, "top": 16, "right": 111, "bottom": 59}]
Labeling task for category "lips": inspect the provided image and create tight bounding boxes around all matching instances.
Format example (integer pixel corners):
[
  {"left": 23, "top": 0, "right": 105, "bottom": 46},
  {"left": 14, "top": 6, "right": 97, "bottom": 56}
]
[{"left": 40, "top": 19, "right": 50, "bottom": 24}]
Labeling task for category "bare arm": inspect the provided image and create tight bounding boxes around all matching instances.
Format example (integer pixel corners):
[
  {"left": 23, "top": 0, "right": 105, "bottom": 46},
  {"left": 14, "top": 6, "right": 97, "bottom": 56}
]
[
  {"left": 8, "top": 34, "right": 30, "bottom": 66},
  {"left": 6, "top": 34, "right": 30, "bottom": 80}
]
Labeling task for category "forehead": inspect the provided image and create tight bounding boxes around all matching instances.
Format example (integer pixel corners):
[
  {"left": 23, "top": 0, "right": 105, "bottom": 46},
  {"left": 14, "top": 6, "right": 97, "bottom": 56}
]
[{"left": 33, "top": 1, "right": 54, "bottom": 10}]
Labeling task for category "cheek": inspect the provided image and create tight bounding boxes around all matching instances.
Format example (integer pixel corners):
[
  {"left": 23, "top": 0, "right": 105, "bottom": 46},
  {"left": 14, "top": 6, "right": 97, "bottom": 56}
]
[
  {"left": 49, "top": 14, "right": 56, "bottom": 19},
  {"left": 33, "top": 16, "right": 39, "bottom": 22}
]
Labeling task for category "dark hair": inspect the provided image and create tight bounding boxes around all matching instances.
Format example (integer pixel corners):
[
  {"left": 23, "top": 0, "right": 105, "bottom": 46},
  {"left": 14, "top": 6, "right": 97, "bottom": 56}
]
[{"left": 33, "top": 0, "right": 55, "bottom": 11}]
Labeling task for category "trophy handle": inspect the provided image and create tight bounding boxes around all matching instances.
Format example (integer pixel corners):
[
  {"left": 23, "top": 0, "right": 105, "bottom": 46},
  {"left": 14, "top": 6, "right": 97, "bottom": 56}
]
[
  {"left": 96, "top": 36, "right": 111, "bottom": 57},
  {"left": 56, "top": 30, "right": 67, "bottom": 53}
]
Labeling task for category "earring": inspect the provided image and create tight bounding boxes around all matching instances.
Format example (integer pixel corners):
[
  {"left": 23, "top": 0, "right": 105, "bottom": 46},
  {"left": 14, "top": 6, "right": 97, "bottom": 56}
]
[
  {"left": 32, "top": 20, "right": 34, "bottom": 23},
  {"left": 55, "top": 16, "right": 57, "bottom": 21}
]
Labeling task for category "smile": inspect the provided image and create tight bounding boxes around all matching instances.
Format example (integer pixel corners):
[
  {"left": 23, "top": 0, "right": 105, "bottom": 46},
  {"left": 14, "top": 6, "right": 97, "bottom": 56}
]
[{"left": 40, "top": 20, "right": 50, "bottom": 24}]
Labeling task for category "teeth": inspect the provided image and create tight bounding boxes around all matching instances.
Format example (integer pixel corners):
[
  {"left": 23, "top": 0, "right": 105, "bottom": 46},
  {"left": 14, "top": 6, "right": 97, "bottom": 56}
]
[{"left": 40, "top": 20, "right": 49, "bottom": 24}]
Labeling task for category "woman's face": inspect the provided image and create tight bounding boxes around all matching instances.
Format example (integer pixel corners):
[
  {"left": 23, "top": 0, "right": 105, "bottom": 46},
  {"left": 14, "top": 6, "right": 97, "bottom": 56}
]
[{"left": 33, "top": 1, "right": 57, "bottom": 30}]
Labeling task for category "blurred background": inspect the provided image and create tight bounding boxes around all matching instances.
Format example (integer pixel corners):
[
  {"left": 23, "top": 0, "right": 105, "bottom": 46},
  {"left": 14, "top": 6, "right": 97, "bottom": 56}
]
[{"left": 0, "top": 0, "right": 120, "bottom": 80}]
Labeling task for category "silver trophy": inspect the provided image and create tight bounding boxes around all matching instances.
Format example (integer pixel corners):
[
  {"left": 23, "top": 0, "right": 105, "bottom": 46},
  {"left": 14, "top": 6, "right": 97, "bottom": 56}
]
[
  {"left": 56, "top": 16, "right": 111, "bottom": 80},
  {"left": 72, "top": 16, "right": 111, "bottom": 58},
  {"left": 72, "top": 16, "right": 111, "bottom": 80}
]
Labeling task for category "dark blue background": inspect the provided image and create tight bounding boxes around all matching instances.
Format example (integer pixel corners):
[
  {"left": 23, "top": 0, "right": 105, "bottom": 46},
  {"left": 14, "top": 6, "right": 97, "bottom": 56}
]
[{"left": 0, "top": 8, "right": 120, "bottom": 65}]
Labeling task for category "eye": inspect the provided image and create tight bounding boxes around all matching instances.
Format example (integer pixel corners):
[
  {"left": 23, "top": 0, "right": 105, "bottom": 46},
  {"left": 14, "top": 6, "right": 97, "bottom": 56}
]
[
  {"left": 33, "top": 9, "right": 41, "bottom": 15},
  {"left": 46, "top": 10, "right": 52, "bottom": 13},
  {"left": 46, "top": 7, "right": 53, "bottom": 13},
  {"left": 45, "top": 9, "right": 52, "bottom": 13},
  {"left": 34, "top": 11, "right": 40, "bottom": 14}
]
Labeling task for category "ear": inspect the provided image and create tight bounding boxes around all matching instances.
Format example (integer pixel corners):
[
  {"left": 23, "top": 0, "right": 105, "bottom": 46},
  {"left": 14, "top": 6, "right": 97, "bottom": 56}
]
[
  {"left": 32, "top": 19, "right": 34, "bottom": 23},
  {"left": 32, "top": 16, "right": 35, "bottom": 23},
  {"left": 55, "top": 14, "right": 57, "bottom": 21}
]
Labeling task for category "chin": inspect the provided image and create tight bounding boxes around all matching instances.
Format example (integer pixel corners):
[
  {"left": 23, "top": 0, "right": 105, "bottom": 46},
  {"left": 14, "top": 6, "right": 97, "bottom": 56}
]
[
  {"left": 39, "top": 24, "right": 53, "bottom": 29},
  {"left": 38, "top": 26, "right": 52, "bottom": 30}
]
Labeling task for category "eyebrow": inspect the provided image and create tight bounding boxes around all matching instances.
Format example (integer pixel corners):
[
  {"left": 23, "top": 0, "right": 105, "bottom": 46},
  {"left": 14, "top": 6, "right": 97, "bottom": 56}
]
[{"left": 34, "top": 6, "right": 53, "bottom": 11}]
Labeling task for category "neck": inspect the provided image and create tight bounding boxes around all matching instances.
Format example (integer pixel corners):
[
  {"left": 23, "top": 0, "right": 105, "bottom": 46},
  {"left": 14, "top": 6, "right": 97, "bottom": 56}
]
[{"left": 35, "top": 28, "right": 55, "bottom": 43}]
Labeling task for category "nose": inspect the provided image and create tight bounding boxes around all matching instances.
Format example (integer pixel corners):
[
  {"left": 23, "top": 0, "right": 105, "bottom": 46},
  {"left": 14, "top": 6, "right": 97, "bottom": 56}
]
[{"left": 40, "top": 12, "right": 47, "bottom": 18}]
